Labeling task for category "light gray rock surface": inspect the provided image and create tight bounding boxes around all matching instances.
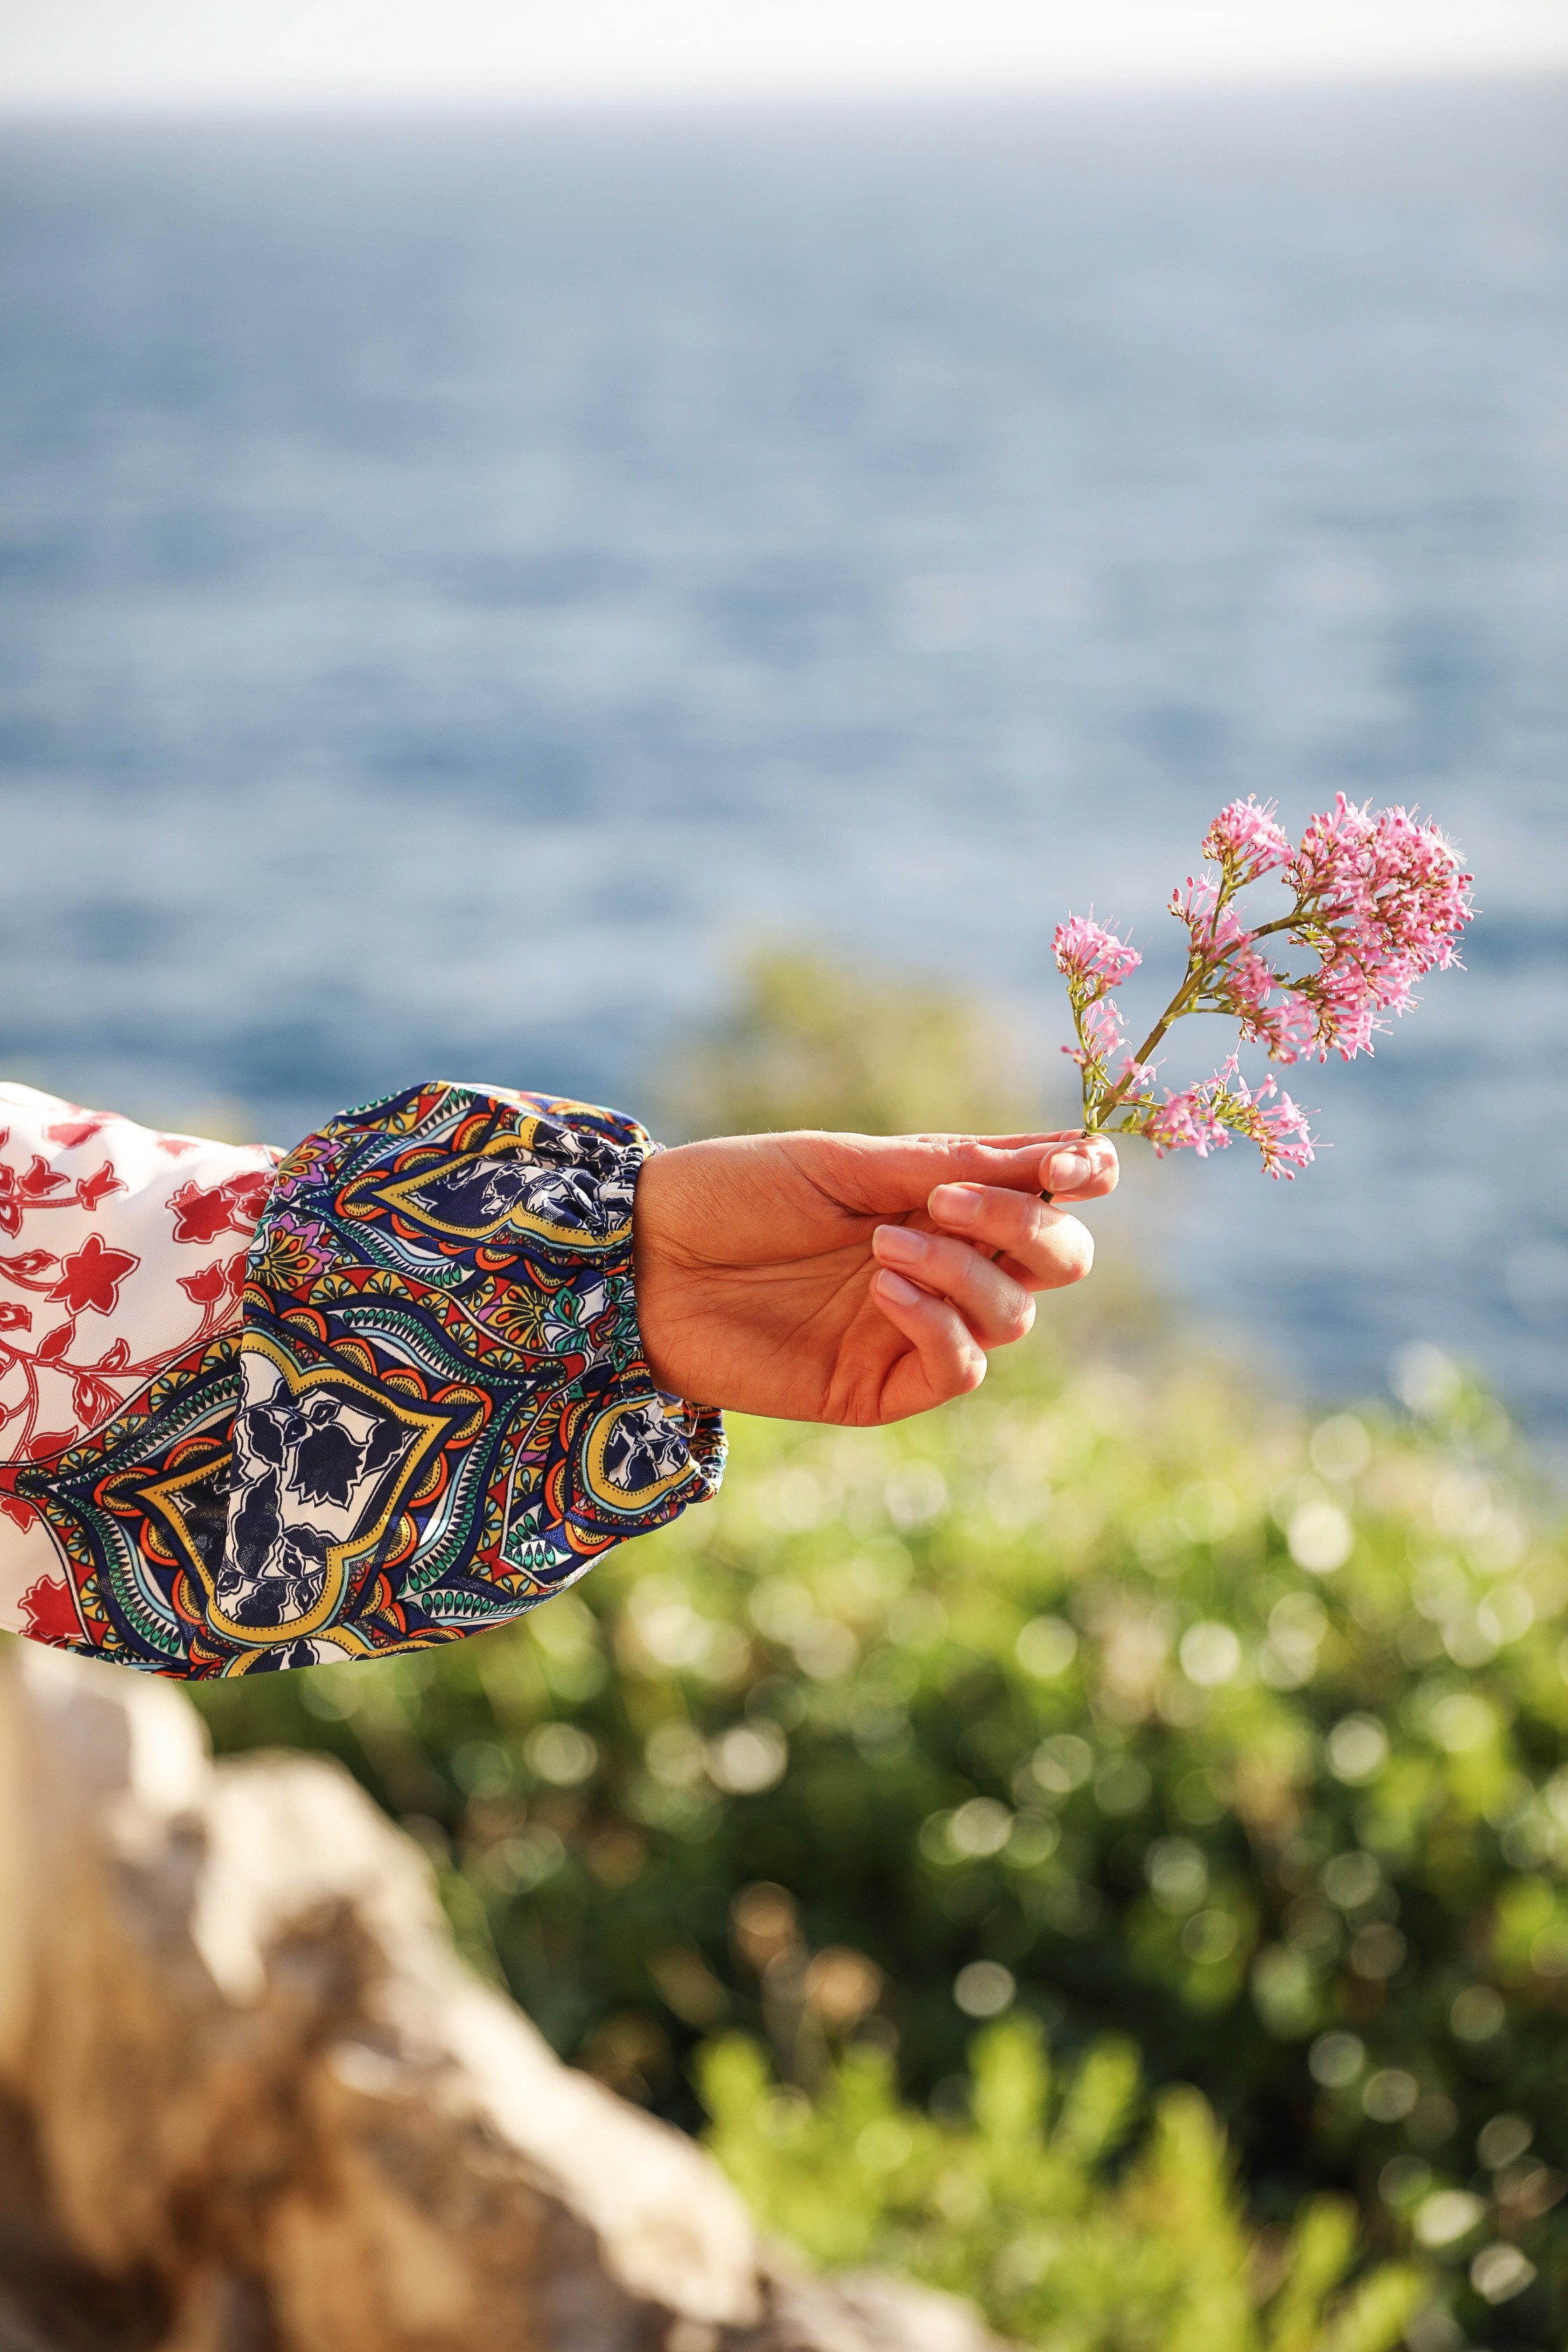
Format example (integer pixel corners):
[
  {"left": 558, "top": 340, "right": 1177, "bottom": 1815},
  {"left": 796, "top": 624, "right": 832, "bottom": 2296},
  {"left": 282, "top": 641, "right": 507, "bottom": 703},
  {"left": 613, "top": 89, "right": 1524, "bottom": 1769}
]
[{"left": 0, "top": 1643, "right": 1009, "bottom": 2352}]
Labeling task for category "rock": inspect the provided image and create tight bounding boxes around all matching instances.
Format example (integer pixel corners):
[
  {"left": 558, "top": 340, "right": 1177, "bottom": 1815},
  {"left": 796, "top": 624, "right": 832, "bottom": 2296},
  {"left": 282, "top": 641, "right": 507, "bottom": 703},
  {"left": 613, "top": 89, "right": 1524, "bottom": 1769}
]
[
  {"left": 0, "top": 1644, "right": 1011, "bottom": 2352},
  {"left": 762, "top": 2269, "right": 1016, "bottom": 2352}
]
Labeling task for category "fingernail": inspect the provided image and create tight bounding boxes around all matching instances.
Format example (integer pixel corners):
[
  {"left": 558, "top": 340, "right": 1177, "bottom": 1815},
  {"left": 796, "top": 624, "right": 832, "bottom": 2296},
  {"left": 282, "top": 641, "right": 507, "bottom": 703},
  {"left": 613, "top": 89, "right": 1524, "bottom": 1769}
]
[
  {"left": 876, "top": 1268, "right": 923, "bottom": 1306},
  {"left": 1044, "top": 1149, "right": 1091, "bottom": 1193},
  {"left": 874, "top": 1224, "right": 929, "bottom": 1266},
  {"left": 929, "top": 1184, "right": 981, "bottom": 1226}
]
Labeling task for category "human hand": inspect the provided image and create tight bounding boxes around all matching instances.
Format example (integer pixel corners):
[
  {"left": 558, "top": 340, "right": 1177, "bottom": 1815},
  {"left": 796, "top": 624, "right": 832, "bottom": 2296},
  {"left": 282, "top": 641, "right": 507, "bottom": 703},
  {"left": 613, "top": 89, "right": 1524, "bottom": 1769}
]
[{"left": 632, "top": 1128, "right": 1118, "bottom": 1424}]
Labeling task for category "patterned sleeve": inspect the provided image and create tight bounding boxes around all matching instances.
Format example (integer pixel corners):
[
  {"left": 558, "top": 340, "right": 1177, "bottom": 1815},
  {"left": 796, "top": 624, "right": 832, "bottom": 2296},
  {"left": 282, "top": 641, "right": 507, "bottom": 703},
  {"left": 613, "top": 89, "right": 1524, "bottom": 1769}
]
[{"left": 1, "top": 1081, "right": 724, "bottom": 1677}]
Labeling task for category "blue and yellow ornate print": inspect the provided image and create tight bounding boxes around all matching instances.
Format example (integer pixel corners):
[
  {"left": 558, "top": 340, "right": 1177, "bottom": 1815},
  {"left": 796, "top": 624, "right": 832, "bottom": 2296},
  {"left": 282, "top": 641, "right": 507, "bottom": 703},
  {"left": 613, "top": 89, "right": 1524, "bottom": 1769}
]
[{"left": 0, "top": 1081, "right": 724, "bottom": 1676}]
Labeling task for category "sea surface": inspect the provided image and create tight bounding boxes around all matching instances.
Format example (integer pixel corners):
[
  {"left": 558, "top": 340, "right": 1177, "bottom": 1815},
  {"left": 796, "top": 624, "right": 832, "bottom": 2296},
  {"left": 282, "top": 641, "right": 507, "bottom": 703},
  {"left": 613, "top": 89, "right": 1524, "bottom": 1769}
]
[{"left": 1, "top": 84, "right": 1565, "bottom": 1439}]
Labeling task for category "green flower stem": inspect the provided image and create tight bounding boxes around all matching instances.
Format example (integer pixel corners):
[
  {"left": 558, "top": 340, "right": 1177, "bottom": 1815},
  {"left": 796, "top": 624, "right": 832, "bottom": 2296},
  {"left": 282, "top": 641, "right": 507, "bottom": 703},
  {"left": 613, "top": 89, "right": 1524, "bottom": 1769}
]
[{"left": 1085, "top": 888, "right": 1317, "bottom": 1130}]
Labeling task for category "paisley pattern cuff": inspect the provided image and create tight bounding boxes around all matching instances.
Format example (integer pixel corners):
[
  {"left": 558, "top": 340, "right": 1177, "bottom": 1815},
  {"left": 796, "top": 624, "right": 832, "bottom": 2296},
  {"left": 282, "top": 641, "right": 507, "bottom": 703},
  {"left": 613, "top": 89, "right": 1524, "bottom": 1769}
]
[{"left": 4, "top": 1081, "right": 724, "bottom": 1677}]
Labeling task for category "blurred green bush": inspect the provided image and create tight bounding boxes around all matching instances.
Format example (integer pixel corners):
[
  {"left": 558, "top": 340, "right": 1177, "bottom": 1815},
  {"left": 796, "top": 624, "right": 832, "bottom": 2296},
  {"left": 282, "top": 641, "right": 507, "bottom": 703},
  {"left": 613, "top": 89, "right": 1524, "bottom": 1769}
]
[
  {"left": 701, "top": 2017, "right": 1424, "bottom": 2352},
  {"left": 657, "top": 943, "right": 1046, "bottom": 1140},
  {"left": 197, "top": 1336, "right": 1568, "bottom": 2350},
  {"left": 191, "top": 953, "right": 1568, "bottom": 2349}
]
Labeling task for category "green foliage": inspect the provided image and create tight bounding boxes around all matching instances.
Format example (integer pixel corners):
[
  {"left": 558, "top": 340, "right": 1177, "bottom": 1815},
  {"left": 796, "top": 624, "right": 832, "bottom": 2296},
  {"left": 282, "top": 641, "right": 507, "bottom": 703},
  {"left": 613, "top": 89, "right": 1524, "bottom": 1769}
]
[
  {"left": 191, "top": 955, "right": 1568, "bottom": 2346},
  {"left": 195, "top": 1343, "right": 1568, "bottom": 2348},
  {"left": 657, "top": 945, "right": 1045, "bottom": 1140},
  {"left": 699, "top": 2016, "right": 1423, "bottom": 2352}
]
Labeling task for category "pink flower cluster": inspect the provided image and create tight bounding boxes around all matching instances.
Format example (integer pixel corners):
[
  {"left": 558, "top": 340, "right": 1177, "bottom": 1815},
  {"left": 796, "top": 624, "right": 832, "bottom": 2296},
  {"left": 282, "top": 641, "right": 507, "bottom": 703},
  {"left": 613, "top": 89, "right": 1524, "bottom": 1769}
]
[
  {"left": 1055, "top": 792, "right": 1473, "bottom": 1178},
  {"left": 1285, "top": 793, "right": 1474, "bottom": 1060},
  {"left": 1051, "top": 913, "right": 1142, "bottom": 988},
  {"left": 1200, "top": 797, "right": 1292, "bottom": 883},
  {"left": 1168, "top": 875, "right": 1248, "bottom": 958},
  {"left": 1145, "top": 1057, "right": 1316, "bottom": 1179},
  {"left": 1051, "top": 916, "right": 1144, "bottom": 1091}
]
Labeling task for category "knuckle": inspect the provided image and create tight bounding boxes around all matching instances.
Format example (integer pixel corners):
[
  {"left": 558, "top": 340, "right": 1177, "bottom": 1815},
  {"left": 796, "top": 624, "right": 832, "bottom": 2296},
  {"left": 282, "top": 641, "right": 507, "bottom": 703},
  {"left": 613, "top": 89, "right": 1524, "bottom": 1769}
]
[
  {"left": 999, "top": 1288, "right": 1035, "bottom": 1340},
  {"left": 1040, "top": 1216, "right": 1094, "bottom": 1285}
]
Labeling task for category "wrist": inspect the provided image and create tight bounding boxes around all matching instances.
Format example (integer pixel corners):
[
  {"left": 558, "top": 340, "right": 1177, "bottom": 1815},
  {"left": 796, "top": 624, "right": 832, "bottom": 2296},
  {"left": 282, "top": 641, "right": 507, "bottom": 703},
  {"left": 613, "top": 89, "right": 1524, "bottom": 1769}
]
[{"left": 631, "top": 1144, "right": 682, "bottom": 1394}]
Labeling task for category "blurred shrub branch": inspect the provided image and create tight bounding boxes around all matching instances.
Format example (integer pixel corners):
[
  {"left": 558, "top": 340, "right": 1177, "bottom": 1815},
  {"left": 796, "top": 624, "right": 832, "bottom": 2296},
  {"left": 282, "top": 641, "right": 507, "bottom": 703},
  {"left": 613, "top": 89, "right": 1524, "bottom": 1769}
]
[{"left": 700, "top": 2017, "right": 1425, "bottom": 2352}]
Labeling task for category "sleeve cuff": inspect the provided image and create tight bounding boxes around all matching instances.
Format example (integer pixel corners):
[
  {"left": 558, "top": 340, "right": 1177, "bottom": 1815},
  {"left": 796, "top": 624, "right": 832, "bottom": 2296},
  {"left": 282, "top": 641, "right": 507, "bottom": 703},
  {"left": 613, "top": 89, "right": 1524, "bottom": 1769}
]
[{"left": 222, "top": 1080, "right": 724, "bottom": 1667}]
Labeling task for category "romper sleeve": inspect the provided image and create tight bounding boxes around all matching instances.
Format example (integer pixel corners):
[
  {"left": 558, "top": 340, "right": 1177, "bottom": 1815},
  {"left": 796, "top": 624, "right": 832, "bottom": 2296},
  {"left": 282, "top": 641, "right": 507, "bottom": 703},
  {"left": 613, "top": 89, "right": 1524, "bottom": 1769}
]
[
  {"left": 4, "top": 1081, "right": 724, "bottom": 1678},
  {"left": 0, "top": 1082, "right": 279, "bottom": 1660}
]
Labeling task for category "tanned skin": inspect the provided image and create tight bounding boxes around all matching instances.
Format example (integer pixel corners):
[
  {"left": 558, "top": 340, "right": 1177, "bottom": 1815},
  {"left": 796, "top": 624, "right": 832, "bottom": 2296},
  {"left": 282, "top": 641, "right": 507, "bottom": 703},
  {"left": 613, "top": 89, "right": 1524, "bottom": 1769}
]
[{"left": 633, "top": 1130, "right": 1118, "bottom": 1426}]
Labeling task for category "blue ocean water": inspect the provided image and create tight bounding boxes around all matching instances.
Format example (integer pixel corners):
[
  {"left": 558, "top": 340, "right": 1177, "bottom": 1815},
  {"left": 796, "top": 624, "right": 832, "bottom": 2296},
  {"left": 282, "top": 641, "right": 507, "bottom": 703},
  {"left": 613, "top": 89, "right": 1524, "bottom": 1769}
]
[{"left": 1, "top": 85, "right": 1565, "bottom": 1433}]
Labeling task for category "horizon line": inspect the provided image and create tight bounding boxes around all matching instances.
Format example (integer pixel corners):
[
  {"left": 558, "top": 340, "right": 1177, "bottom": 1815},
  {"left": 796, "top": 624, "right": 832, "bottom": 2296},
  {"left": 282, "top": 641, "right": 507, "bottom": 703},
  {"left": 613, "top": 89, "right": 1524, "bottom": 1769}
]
[{"left": 3, "top": 57, "right": 1566, "bottom": 126}]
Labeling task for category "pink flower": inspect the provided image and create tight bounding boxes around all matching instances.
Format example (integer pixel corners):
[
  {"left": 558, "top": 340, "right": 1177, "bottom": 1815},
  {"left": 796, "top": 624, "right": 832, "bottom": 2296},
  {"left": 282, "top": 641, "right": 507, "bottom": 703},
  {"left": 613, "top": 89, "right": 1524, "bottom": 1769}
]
[
  {"left": 1287, "top": 794, "right": 1474, "bottom": 1058},
  {"left": 1247, "top": 991, "right": 1317, "bottom": 1061},
  {"left": 1052, "top": 788, "right": 1466, "bottom": 1178},
  {"left": 1201, "top": 797, "right": 1293, "bottom": 882},
  {"left": 1310, "top": 953, "right": 1387, "bottom": 1060},
  {"left": 1214, "top": 950, "right": 1317, "bottom": 1063},
  {"left": 1052, "top": 915, "right": 1141, "bottom": 988},
  {"left": 1248, "top": 1086, "right": 1316, "bottom": 1178},
  {"left": 1225, "top": 1063, "right": 1317, "bottom": 1178},
  {"left": 1170, "top": 876, "right": 1249, "bottom": 956},
  {"left": 1069, "top": 997, "right": 1125, "bottom": 1069},
  {"left": 1135, "top": 1056, "right": 1317, "bottom": 1179},
  {"left": 1145, "top": 1082, "right": 1232, "bottom": 1159}
]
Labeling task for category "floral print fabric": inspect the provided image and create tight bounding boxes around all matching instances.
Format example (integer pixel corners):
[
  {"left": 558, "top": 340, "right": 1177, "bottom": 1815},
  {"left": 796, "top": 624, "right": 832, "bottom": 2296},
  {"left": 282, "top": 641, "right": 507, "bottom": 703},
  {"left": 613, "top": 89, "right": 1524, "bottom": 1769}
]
[{"left": 1, "top": 1081, "right": 723, "bottom": 1676}]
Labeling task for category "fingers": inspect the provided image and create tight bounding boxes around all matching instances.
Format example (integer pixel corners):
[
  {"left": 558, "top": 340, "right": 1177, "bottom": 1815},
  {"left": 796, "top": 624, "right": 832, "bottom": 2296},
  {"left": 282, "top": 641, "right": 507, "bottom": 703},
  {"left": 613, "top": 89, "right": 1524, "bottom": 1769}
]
[
  {"left": 925, "top": 1183, "right": 1098, "bottom": 1292},
  {"left": 869, "top": 1267, "right": 988, "bottom": 1408},
  {"left": 874, "top": 1198, "right": 1091, "bottom": 1324},
  {"left": 872, "top": 1223, "right": 1041, "bottom": 1342},
  {"left": 862, "top": 1134, "right": 1114, "bottom": 1359},
  {"left": 1037, "top": 1135, "right": 1119, "bottom": 1203},
  {"left": 841, "top": 1131, "right": 1118, "bottom": 1214}
]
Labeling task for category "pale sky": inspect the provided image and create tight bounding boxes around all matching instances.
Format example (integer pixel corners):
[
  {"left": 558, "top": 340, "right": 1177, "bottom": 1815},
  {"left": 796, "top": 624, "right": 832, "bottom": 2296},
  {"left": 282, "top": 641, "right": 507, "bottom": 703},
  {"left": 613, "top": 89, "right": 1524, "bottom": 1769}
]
[{"left": 3, "top": 0, "right": 1567, "bottom": 114}]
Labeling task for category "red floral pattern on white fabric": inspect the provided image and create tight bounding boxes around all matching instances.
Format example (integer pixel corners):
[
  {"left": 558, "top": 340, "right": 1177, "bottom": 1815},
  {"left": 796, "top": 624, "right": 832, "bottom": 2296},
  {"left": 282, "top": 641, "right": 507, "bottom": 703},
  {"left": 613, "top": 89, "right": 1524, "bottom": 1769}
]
[{"left": 0, "top": 1085, "right": 279, "bottom": 1648}]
